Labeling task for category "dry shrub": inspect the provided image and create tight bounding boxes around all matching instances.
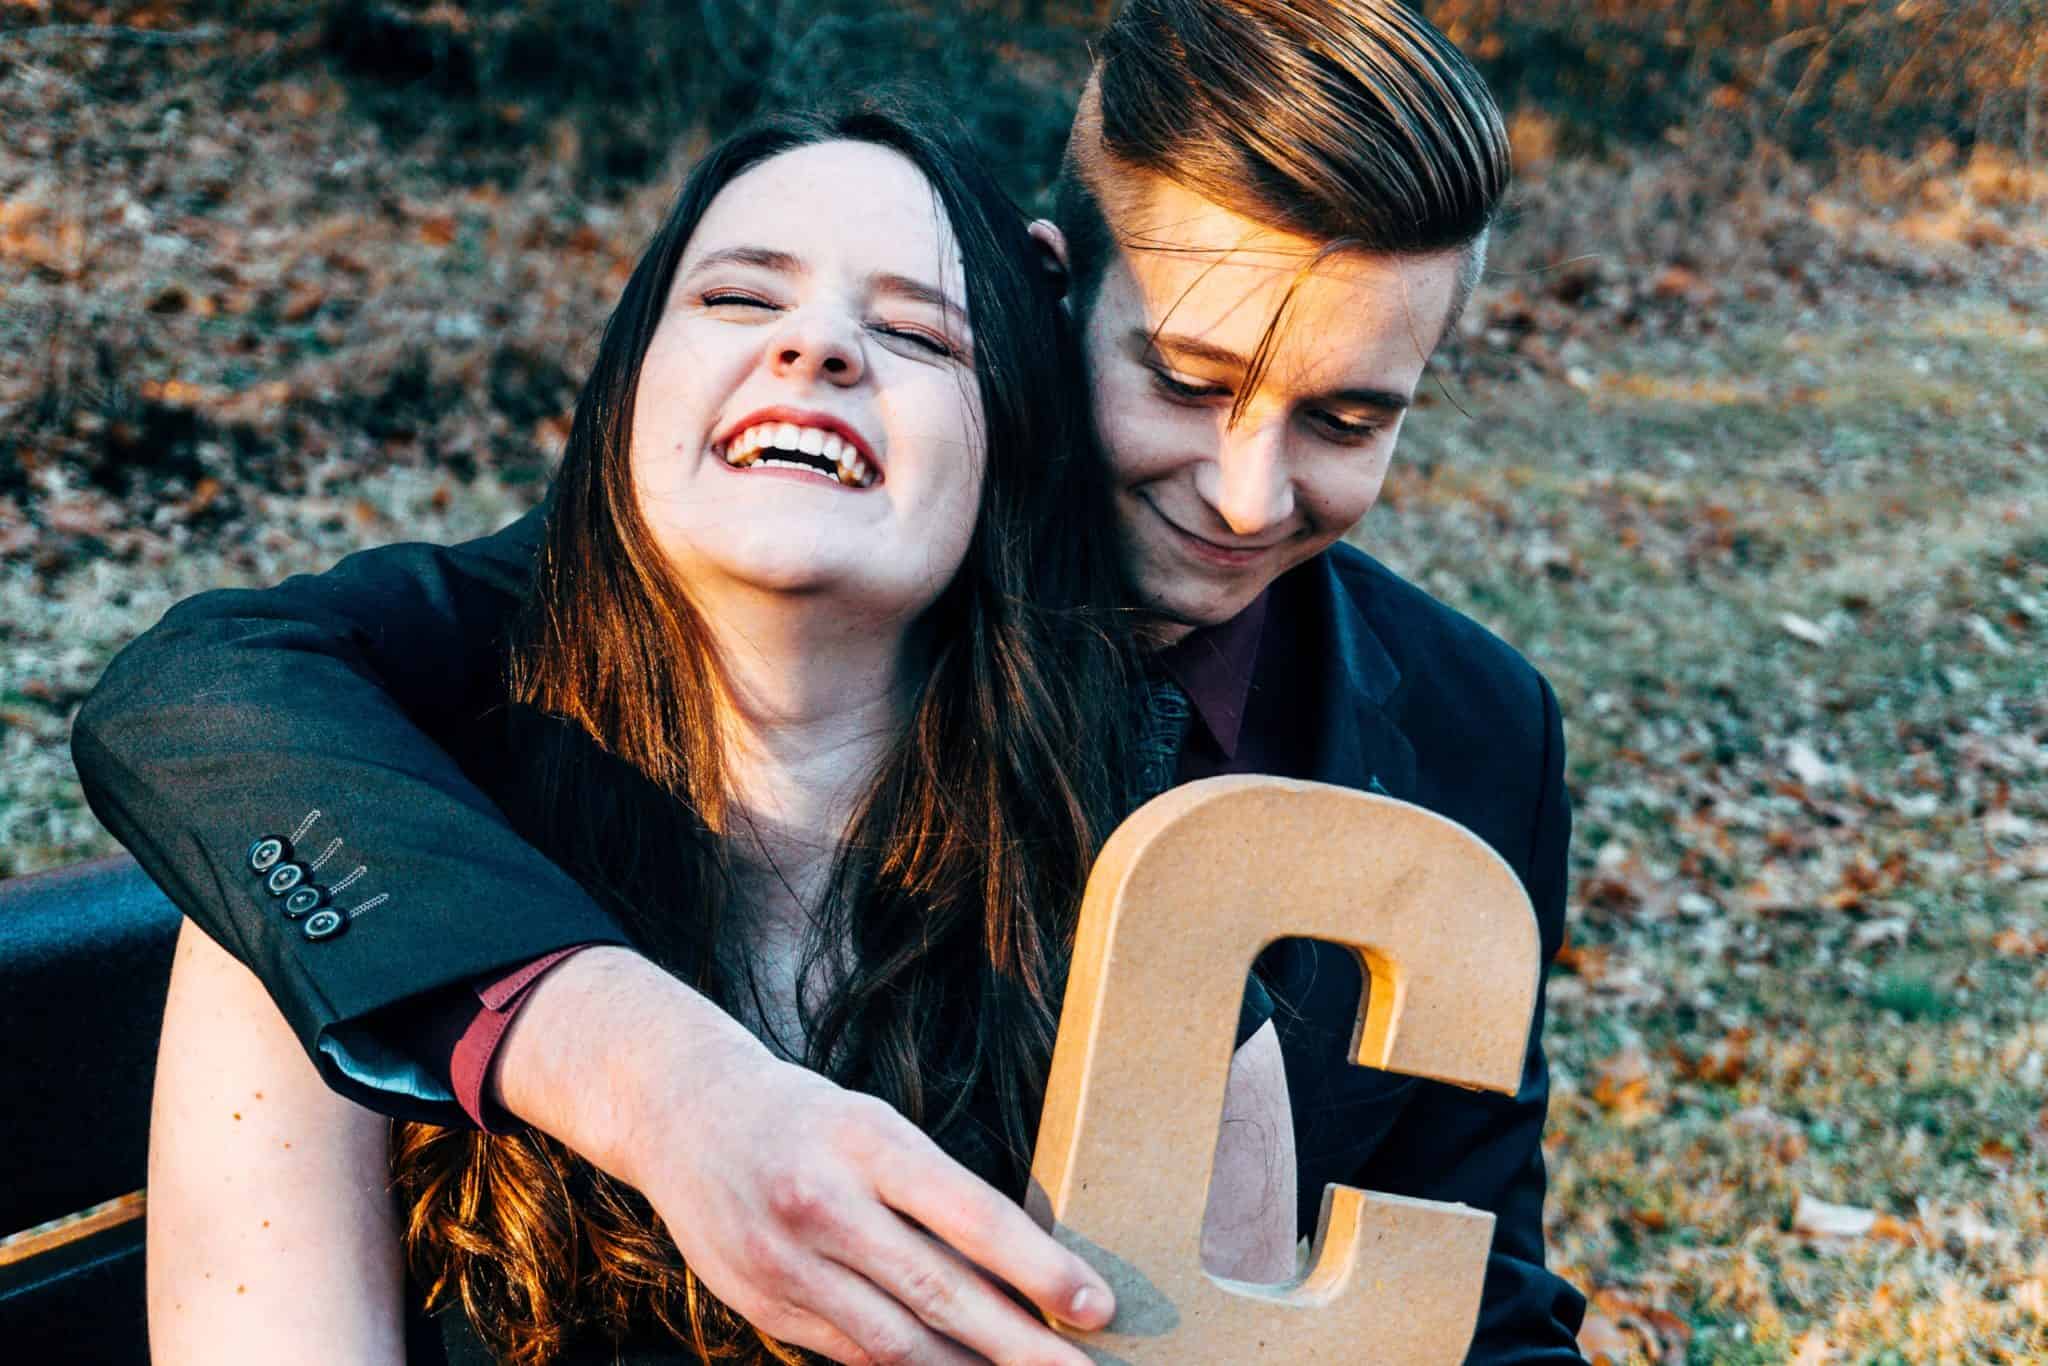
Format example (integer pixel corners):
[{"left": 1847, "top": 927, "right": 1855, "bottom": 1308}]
[
  {"left": 1431, "top": 0, "right": 2048, "bottom": 166},
  {"left": 312, "top": 0, "right": 1101, "bottom": 198}
]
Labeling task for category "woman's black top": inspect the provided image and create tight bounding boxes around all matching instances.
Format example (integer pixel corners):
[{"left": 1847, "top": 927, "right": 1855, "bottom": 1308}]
[{"left": 419, "top": 686, "right": 1277, "bottom": 1362}]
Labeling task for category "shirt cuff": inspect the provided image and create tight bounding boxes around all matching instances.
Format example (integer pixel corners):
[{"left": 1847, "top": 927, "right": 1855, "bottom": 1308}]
[{"left": 451, "top": 944, "right": 599, "bottom": 1133}]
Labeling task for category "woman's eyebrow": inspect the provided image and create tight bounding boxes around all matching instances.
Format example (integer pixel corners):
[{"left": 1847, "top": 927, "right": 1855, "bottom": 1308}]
[
  {"left": 686, "top": 245, "right": 805, "bottom": 276},
  {"left": 872, "top": 272, "right": 966, "bottom": 323}
]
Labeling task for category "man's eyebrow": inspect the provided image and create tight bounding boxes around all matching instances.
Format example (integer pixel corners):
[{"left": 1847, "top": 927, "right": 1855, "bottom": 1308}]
[
  {"left": 1143, "top": 329, "right": 1412, "bottom": 413},
  {"left": 685, "top": 245, "right": 805, "bottom": 275}
]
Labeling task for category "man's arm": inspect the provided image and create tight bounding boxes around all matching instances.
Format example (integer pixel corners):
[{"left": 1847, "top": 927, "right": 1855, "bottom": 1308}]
[
  {"left": 1345, "top": 675, "right": 1587, "bottom": 1362},
  {"left": 71, "top": 506, "right": 630, "bottom": 1120},
  {"left": 75, "top": 509, "right": 1127, "bottom": 1362}
]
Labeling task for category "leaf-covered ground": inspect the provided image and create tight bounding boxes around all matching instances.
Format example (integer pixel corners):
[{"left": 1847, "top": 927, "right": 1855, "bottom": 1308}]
[
  {"left": 4, "top": 5, "right": 2046, "bottom": 1361},
  {"left": 1398, "top": 288, "right": 2048, "bottom": 1362}
]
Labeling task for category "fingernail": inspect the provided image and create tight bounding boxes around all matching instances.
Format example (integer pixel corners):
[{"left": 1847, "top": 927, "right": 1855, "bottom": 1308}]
[{"left": 1069, "top": 1286, "right": 1110, "bottom": 1324}]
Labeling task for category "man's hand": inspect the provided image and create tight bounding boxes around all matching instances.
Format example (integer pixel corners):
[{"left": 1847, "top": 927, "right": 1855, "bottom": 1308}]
[{"left": 494, "top": 947, "right": 1116, "bottom": 1365}]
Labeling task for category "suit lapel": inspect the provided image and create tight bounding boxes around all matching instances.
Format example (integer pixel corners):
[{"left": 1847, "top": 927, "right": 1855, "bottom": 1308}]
[{"left": 1299, "top": 550, "right": 1417, "bottom": 801}]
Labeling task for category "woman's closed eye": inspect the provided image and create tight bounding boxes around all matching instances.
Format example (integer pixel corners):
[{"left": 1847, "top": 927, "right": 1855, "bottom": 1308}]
[
  {"left": 701, "top": 289, "right": 777, "bottom": 311},
  {"left": 701, "top": 290, "right": 958, "bottom": 360},
  {"left": 870, "top": 321, "right": 958, "bottom": 359}
]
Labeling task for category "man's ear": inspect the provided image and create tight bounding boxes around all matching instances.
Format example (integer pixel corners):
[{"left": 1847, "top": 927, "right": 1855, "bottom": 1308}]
[{"left": 1028, "top": 218, "right": 1072, "bottom": 304}]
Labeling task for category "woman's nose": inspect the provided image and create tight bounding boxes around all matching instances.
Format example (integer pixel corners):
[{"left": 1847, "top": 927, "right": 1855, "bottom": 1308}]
[{"left": 766, "top": 312, "right": 864, "bottom": 388}]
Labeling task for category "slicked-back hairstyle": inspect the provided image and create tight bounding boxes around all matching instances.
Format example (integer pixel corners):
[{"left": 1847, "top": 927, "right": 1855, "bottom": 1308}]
[{"left": 1055, "top": 0, "right": 1510, "bottom": 381}]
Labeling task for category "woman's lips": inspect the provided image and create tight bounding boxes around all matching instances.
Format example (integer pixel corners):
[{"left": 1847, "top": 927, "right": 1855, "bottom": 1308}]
[{"left": 713, "top": 407, "right": 881, "bottom": 489}]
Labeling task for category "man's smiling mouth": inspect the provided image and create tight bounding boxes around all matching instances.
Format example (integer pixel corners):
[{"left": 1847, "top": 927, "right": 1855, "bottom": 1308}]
[
  {"left": 1138, "top": 494, "right": 1292, "bottom": 562},
  {"left": 717, "top": 420, "right": 878, "bottom": 489}
]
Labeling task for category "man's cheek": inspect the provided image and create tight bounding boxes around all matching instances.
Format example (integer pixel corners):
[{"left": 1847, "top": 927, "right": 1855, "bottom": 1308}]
[{"left": 1113, "top": 409, "right": 1205, "bottom": 485}]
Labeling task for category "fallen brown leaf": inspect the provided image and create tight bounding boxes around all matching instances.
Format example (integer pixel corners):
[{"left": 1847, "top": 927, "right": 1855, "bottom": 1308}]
[
  {"left": 1577, "top": 1309, "right": 1634, "bottom": 1365},
  {"left": 1991, "top": 925, "right": 2048, "bottom": 958},
  {"left": 280, "top": 284, "right": 326, "bottom": 323},
  {"left": 1792, "top": 1191, "right": 1907, "bottom": 1239},
  {"left": 1580, "top": 1289, "right": 1690, "bottom": 1365},
  {"left": 1592, "top": 1046, "right": 1663, "bottom": 1125}
]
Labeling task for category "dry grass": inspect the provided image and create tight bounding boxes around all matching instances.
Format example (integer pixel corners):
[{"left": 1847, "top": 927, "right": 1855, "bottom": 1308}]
[
  {"left": 1393, "top": 285, "right": 2048, "bottom": 1364},
  {"left": 4, "top": 3, "right": 2046, "bottom": 1359}
]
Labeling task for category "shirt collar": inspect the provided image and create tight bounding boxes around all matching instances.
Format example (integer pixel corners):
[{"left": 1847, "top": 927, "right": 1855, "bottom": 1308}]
[{"left": 1154, "top": 590, "right": 1270, "bottom": 760}]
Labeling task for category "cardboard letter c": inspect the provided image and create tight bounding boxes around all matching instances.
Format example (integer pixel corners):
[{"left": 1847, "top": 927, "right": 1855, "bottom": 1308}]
[{"left": 1031, "top": 775, "right": 1542, "bottom": 1363}]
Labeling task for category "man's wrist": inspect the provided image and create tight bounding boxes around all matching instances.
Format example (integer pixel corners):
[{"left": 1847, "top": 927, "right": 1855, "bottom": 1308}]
[{"left": 491, "top": 945, "right": 769, "bottom": 1182}]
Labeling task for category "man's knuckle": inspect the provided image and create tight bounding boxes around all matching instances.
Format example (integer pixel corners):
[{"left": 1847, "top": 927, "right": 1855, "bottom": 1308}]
[
  {"left": 763, "top": 1169, "right": 832, "bottom": 1228},
  {"left": 733, "top": 1227, "right": 797, "bottom": 1286},
  {"left": 829, "top": 1095, "right": 898, "bottom": 1154},
  {"left": 936, "top": 1196, "right": 999, "bottom": 1255},
  {"left": 899, "top": 1261, "right": 960, "bottom": 1320},
  {"left": 862, "top": 1325, "right": 917, "bottom": 1365}
]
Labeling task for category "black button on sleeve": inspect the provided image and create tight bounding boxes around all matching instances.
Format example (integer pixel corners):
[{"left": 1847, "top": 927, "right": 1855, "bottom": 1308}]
[
  {"left": 247, "top": 837, "right": 290, "bottom": 874},
  {"left": 264, "top": 862, "right": 307, "bottom": 896},
  {"left": 302, "top": 908, "right": 346, "bottom": 941},
  {"left": 281, "top": 884, "right": 328, "bottom": 919}
]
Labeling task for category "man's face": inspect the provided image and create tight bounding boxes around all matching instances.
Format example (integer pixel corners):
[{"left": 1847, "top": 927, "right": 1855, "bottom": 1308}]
[{"left": 1075, "top": 173, "right": 1463, "bottom": 634}]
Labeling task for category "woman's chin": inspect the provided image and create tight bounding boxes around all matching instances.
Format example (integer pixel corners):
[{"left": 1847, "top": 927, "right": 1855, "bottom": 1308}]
[{"left": 700, "top": 554, "right": 938, "bottom": 621}]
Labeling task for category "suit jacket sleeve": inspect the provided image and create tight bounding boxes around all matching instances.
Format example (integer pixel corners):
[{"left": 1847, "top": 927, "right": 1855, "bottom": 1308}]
[
  {"left": 71, "top": 507, "right": 631, "bottom": 1122},
  {"left": 1346, "top": 675, "right": 1587, "bottom": 1362}
]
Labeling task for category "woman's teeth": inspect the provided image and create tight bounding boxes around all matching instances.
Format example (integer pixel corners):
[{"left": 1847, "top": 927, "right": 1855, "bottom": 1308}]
[{"left": 721, "top": 422, "right": 876, "bottom": 488}]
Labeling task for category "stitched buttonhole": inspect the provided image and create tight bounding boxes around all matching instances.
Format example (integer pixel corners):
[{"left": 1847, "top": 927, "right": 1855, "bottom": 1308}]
[
  {"left": 345, "top": 892, "right": 390, "bottom": 921},
  {"left": 329, "top": 865, "right": 367, "bottom": 895},
  {"left": 309, "top": 837, "right": 343, "bottom": 872},
  {"left": 290, "top": 809, "right": 322, "bottom": 843}
]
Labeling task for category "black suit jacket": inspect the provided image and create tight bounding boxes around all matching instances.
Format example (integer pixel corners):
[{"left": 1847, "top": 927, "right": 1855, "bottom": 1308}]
[
  {"left": 1243, "top": 541, "right": 1585, "bottom": 1361},
  {"left": 72, "top": 505, "right": 1586, "bottom": 1360}
]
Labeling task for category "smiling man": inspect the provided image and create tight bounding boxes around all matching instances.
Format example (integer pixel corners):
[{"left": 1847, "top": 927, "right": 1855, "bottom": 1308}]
[
  {"left": 1073, "top": 163, "right": 1461, "bottom": 633},
  {"left": 75, "top": 1, "right": 1585, "bottom": 1361}
]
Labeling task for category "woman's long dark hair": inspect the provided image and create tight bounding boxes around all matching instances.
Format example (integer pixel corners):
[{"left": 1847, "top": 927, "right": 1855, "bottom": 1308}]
[{"left": 391, "top": 97, "right": 1140, "bottom": 1364}]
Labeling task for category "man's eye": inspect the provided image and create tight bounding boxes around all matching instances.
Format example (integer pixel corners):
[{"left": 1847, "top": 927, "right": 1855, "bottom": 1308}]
[
  {"left": 1150, "top": 368, "right": 1229, "bottom": 402},
  {"left": 1312, "top": 411, "right": 1386, "bottom": 443}
]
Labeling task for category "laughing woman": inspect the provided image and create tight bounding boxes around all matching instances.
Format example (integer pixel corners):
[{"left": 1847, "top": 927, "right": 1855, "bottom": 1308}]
[{"left": 143, "top": 100, "right": 1295, "bottom": 1365}]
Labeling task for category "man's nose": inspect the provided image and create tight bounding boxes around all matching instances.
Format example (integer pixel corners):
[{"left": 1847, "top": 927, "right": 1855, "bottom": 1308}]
[
  {"left": 766, "top": 312, "right": 864, "bottom": 387},
  {"left": 1206, "top": 424, "right": 1295, "bottom": 538}
]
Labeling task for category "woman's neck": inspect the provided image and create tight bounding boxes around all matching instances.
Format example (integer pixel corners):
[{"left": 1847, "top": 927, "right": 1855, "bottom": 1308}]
[
  {"left": 694, "top": 590, "right": 918, "bottom": 1057},
  {"left": 703, "top": 584, "right": 921, "bottom": 872}
]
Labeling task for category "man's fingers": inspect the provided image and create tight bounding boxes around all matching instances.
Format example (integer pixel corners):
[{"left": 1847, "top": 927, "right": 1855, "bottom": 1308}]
[
  {"left": 871, "top": 1135, "right": 1115, "bottom": 1334},
  {"left": 774, "top": 1262, "right": 985, "bottom": 1366},
  {"left": 755, "top": 1306, "right": 869, "bottom": 1366},
  {"left": 833, "top": 1210, "right": 1102, "bottom": 1366}
]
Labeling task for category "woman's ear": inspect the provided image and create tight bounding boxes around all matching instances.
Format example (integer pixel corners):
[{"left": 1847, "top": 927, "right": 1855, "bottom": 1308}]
[{"left": 1028, "top": 219, "right": 1072, "bottom": 305}]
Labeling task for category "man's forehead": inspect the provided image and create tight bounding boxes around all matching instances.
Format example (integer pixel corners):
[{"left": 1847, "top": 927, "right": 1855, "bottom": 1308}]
[
  {"left": 1118, "top": 174, "right": 1429, "bottom": 293},
  {"left": 1104, "top": 171, "right": 1459, "bottom": 369}
]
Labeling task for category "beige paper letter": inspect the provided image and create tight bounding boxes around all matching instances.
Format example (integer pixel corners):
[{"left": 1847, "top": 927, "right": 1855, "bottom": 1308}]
[{"left": 1032, "top": 775, "right": 1541, "bottom": 1363}]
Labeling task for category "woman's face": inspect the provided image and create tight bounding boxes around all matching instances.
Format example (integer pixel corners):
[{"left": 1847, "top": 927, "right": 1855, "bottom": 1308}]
[{"left": 629, "top": 141, "right": 986, "bottom": 626}]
